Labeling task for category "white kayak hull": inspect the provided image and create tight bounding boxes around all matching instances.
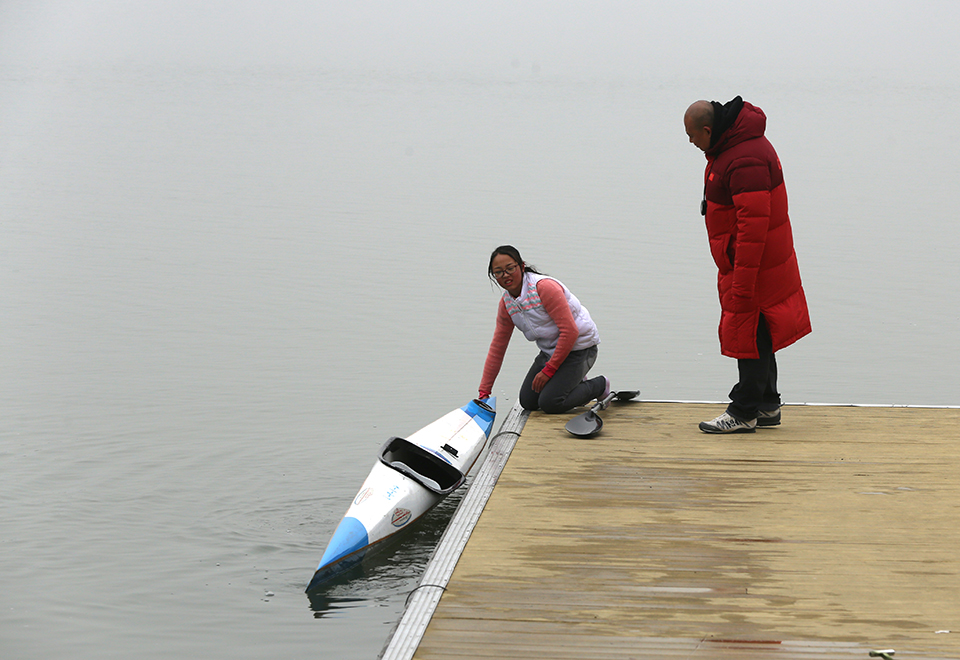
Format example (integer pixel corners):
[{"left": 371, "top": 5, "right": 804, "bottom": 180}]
[{"left": 306, "top": 398, "right": 496, "bottom": 590}]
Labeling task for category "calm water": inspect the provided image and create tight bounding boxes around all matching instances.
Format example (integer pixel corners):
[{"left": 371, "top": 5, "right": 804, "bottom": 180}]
[{"left": 2, "top": 63, "right": 958, "bottom": 659}]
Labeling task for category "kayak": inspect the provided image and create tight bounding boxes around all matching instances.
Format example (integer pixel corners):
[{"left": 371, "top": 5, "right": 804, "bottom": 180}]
[{"left": 305, "top": 397, "right": 497, "bottom": 591}]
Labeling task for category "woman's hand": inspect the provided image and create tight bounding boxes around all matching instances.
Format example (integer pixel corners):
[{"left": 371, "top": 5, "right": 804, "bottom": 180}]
[{"left": 532, "top": 371, "right": 550, "bottom": 393}]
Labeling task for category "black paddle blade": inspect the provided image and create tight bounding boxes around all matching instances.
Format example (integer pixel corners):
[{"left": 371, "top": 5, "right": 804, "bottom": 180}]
[
  {"left": 565, "top": 410, "right": 603, "bottom": 438},
  {"left": 614, "top": 390, "right": 640, "bottom": 401}
]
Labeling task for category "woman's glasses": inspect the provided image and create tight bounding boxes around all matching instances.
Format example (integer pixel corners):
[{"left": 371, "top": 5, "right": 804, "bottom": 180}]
[{"left": 492, "top": 263, "right": 520, "bottom": 279}]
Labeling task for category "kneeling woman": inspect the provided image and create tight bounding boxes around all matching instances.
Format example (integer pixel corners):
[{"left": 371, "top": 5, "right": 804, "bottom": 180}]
[{"left": 478, "top": 245, "right": 610, "bottom": 413}]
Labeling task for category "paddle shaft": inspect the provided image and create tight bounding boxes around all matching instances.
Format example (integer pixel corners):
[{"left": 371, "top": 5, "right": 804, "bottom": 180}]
[{"left": 593, "top": 392, "right": 616, "bottom": 412}]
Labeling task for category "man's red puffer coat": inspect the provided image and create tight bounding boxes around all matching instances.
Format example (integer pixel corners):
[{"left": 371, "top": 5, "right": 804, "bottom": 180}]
[{"left": 703, "top": 102, "right": 811, "bottom": 359}]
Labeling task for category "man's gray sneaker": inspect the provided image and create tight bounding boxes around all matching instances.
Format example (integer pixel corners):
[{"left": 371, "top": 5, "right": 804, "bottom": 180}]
[
  {"left": 699, "top": 411, "right": 757, "bottom": 434},
  {"left": 757, "top": 408, "right": 781, "bottom": 427}
]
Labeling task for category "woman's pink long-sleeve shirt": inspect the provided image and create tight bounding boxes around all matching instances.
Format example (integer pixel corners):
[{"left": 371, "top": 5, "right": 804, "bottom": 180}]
[{"left": 478, "top": 278, "right": 579, "bottom": 398}]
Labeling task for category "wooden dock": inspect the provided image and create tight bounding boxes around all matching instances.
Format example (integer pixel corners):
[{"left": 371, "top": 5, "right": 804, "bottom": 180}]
[{"left": 384, "top": 401, "right": 960, "bottom": 660}]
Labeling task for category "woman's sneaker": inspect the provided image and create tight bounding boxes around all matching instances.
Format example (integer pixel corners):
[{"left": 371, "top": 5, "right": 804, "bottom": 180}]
[
  {"left": 757, "top": 408, "right": 781, "bottom": 427},
  {"left": 699, "top": 411, "right": 757, "bottom": 434},
  {"left": 597, "top": 376, "right": 611, "bottom": 402}
]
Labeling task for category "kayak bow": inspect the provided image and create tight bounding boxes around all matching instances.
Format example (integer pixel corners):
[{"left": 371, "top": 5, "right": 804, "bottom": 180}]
[{"left": 306, "top": 398, "right": 496, "bottom": 591}]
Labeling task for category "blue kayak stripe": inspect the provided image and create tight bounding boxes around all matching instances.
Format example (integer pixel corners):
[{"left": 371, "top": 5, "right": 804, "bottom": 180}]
[
  {"left": 462, "top": 397, "right": 497, "bottom": 438},
  {"left": 317, "top": 516, "right": 368, "bottom": 569}
]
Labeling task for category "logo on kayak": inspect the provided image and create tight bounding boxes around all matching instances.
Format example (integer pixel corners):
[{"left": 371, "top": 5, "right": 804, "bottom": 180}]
[
  {"left": 391, "top": 508, "right": 412, "bottom": 527},
  {"left": 354, "top": 488, "right": 373, "bottom": 506}
]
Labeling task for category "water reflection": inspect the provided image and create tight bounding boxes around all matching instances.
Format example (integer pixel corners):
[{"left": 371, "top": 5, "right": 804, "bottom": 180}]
[{"left": 305, "top": 593, "right": 369, "bottom": 619}]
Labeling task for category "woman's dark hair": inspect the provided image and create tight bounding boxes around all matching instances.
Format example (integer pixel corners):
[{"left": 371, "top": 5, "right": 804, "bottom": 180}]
[{"left": 487, "top": 245, "right": 542, "bottom": 284}]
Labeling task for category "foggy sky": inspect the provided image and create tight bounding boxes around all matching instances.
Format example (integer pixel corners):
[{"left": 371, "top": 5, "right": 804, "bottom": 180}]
[{"left": 1, "top": 0, "right": 957, "bottom": 81}]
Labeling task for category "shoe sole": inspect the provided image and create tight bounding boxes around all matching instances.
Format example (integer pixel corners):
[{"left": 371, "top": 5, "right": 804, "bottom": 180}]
[
  {"left": 698, "top": 423, "right": 756, "bottom": 434},
  {"left": 757, "top": 408, "right": 780, "bottom": 426},
  {"left": 757, "top": 413, "right": 781, "bottom": 427}
]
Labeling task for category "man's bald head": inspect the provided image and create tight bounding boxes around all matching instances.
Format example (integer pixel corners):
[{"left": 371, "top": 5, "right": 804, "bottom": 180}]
[
  {"left": 684, "top": 100, "right": 714, "bottom": 151},
  {"left": 685, "top": 101, "right": 713, "bottom": 129}
]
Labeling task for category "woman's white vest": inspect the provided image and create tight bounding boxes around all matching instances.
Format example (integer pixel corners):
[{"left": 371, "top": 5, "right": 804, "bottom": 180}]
[{"left": 502, "top": 273, "right": 600, "bottom": 356}]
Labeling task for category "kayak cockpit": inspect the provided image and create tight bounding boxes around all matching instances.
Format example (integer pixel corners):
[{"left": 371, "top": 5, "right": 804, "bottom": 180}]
[{"left": 379, "top": 436, "right": 466, "bottom": 495}]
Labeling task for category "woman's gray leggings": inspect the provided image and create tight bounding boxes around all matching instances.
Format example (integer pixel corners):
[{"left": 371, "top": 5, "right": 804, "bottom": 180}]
[{"left": 518, "top": 345, "right": 603, "bottom": 414}]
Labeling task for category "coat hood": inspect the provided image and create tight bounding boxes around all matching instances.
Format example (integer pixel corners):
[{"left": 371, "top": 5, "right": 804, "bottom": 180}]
[{"left": 706, "top": 98, "right": 767, "bottom": 156}]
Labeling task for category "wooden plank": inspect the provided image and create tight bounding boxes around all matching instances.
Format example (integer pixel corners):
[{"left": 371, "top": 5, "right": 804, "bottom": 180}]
[{"left": 412, "top": 403, "right": 960, "bottom": 659}]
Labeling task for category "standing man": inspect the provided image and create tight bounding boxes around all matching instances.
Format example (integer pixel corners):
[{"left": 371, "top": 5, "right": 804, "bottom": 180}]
[{"left": 683, "top": 96, "right": 811, "bottom": 433}]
